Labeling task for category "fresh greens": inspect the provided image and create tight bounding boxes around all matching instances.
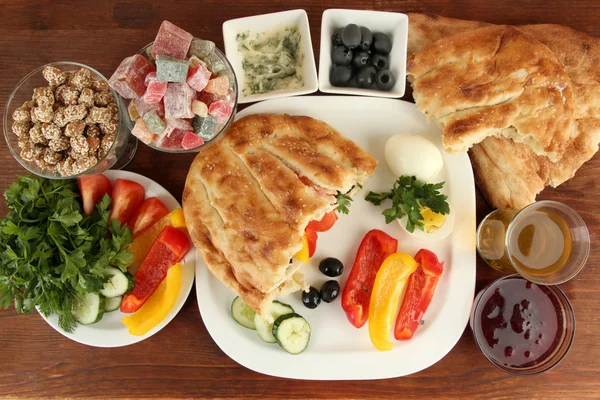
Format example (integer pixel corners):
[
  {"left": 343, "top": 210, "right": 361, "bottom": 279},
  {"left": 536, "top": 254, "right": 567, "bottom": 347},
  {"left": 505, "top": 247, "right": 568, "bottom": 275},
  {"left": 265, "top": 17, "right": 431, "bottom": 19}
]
[
  {"left": 365, "top": 175, "right": 450, "bottom": 232},
  {"left": 0, "top": 176, "right": 133, "bottom": 332},
  {"left": 335, "top": 191, "right": 353, "bottom": 214}
]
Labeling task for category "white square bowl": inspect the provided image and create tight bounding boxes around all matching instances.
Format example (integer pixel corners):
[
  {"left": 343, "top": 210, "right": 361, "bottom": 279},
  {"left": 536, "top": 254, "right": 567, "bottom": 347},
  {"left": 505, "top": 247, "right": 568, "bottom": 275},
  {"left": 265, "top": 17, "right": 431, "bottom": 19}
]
[
  {"left": 319, "top": 9, "right": 408, "bottom": 97},
  {"left": 222, "top": 10, "right": 318, "bottom": 104}
]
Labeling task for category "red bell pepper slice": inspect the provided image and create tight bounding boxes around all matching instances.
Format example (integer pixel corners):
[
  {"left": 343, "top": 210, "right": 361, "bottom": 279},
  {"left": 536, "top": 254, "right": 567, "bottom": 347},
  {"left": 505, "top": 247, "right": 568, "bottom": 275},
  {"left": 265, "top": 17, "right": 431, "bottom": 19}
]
[
  {"left": 341, "top": 229, "right": 398, "bottom": 328},
  {"left": 306, "top": 227, "right": 318, "bottom": 258},
  {"left": 120, "top": 226, "right": 191, "bottom": 313},
  {"left": 394, "top": 249, "right": 444, "bottom": 340},
  {"left": 307, "top": 211, "right": 338, "bottom": 232}
]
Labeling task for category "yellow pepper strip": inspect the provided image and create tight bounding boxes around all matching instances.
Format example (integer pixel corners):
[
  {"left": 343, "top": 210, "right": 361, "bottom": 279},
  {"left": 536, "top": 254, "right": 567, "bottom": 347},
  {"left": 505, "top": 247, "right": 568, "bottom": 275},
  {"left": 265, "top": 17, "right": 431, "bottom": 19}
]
[
  {"left": 293, "top": 234, "right": 310, "bottom": 264},
  {"left": 127, "top": 208, "right": 186, "bottom": 271},
  {"left": 122, "top": 263, "right": 182, "bottom": 336},
  {"left": 368, "top": 253, "right": 419, "bottom": 351}
]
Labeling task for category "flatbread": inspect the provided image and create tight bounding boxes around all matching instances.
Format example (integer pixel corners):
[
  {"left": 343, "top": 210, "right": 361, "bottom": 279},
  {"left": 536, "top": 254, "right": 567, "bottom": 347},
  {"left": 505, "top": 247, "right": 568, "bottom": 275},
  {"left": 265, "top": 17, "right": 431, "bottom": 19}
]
[
  {"left": 407, "top": 13, "right": 600, "bottom": 208},
  {"left": 407, "top": 25, "right": 575, "bottom": 161},
  {"left": 183, "top": 114, "right": 377, "bottom": 320}
]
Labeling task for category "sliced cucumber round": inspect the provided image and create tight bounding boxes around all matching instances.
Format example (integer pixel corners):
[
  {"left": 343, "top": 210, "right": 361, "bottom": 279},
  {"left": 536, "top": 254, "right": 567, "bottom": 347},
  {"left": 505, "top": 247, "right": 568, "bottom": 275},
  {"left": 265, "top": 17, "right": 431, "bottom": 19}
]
[
  {"left": 231, "top": 296, "right": 257, "bottom": 330},
  {"left": 105, "top": 295, "right": 122, "bottom": 312},
  {"left": 100, "top": 267, "right": 135, "bottom": 298},
  {"left": 272, "top": 313, "right": 311, "bottom": 355},
  {"left": 72, "top": 293, "right": 105, "bottom": 325},
  {"left": 254, "top": 301, "right": 294, "bottom": 344}
]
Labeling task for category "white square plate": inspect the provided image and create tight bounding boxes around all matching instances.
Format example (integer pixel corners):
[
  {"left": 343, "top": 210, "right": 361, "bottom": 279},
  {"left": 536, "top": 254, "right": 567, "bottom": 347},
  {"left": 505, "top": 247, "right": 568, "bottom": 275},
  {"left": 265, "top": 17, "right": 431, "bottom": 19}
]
[
  {"left": 195, "top": 96, "right": 476, "bottom": 380},
  {"left": 222, "top": 10, "right": 318, "bottom": 104},
  {"left": 319, "top": 9, "right": 408, "bottom": 97}
]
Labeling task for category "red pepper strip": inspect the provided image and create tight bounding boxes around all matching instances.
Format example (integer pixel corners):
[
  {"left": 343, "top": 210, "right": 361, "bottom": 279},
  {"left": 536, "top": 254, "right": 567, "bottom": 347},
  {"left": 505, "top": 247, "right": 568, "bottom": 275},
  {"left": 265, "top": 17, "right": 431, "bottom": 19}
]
[
  {"left": 305, "top": 227, "right": 318, "bottom": 258},
  {"left": 307, "top": 211, "right": 338, "bottom": 232},
  {"left": 120, "top": 226, "right": 191, "bottom": 313},
  {"left": 394, "top": 249, "right": 444, "bottom": 340},
  {"left": 341, "top": 229, "right": 398, "bottom": 328}
]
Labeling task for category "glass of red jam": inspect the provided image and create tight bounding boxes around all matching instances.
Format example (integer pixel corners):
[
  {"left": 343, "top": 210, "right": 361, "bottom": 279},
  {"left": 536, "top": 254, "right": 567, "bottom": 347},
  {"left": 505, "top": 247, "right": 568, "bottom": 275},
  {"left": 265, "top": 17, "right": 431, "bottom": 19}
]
[{"left": 470, "top": 274, "right": 575, "bottom": 374}]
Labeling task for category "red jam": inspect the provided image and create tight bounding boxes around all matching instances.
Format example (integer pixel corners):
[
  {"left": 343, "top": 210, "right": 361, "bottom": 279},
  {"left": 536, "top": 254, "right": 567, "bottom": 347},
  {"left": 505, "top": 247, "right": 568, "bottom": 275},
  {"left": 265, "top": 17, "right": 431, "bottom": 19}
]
[{"left": 475, "top": 277, "right": 561, "bottom": 368}]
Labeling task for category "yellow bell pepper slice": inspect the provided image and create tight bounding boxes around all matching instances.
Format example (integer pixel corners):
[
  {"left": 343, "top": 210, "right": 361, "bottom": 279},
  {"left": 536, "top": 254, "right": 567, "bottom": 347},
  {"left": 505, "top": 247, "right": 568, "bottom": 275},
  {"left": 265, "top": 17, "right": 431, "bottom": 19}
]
[
  {"left": 122, "top": 263, "right": 182, "bottom": 336},
  {"left": 169, "top": 208, "right": 186, "bottom": 228},
  {"left": 293, "top": 234, "right": 310, "bottom": 264},
  {"left": 368, "top": 253, "right": 418, "bottom": 351}
]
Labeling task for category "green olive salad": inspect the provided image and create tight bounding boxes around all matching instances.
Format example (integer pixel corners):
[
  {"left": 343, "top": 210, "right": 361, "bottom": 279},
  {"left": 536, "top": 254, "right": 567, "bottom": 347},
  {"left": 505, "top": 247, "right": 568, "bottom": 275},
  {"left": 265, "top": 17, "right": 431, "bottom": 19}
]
[{"left": 236, "top": 25, "right": 304, "bottom": 96}]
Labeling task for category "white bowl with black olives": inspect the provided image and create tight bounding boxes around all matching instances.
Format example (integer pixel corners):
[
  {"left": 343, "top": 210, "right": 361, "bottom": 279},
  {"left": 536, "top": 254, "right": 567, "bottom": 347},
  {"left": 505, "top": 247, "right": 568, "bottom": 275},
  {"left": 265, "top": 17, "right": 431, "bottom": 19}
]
[
  {"left": 318, "top": 9, "right": 408, "bottom": 98},
  {"left": 222, "top": 10, "right": 319, "bottom": 104}
]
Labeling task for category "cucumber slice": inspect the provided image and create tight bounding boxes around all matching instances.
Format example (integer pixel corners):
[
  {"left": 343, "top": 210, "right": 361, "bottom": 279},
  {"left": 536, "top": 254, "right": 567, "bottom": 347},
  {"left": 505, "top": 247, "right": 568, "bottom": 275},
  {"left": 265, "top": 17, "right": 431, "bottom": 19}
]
[
  {"left": 231, "top": 297, "right": 256, "bottom": 330},
  {"left": 272, "top": 313, "right": 311, "bottom": 355},
  {"left": 100, "top": 267, "right": 135, "bottom": 298},
  {"left": 254, "top": 301, "right": 294, "bottom": 344},
  {"left": 105, "top": 295, "right": 122, "bottom": 312},
  {"left": 72, "top": 293, "right": 105, "bottom": 325}
]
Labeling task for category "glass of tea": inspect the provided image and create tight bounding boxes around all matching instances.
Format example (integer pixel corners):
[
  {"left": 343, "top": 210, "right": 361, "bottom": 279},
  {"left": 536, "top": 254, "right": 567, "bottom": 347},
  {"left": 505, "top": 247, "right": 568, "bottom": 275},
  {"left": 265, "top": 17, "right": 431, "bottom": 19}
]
[
  {"left": 470, "top": 274, "right": 575, "bottom": 375},
  {"left": 476, "top": 201, "right": 590, "bottom": 284}
]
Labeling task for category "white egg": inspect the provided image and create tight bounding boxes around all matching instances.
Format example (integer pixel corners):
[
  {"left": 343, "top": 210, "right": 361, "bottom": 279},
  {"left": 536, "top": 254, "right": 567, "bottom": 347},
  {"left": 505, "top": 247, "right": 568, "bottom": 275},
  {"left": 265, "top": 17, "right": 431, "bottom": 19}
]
[
  {"left": 384, "top": 134, "right": 444, "bottom": 182},
  {"left": 397, "top": 207, "right": 455, "bottom": 241}
]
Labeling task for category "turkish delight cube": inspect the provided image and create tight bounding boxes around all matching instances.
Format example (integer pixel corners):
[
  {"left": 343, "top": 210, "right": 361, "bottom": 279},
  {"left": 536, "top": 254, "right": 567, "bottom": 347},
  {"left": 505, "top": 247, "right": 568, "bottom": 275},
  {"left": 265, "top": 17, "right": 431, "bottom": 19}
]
[
  {"left": 151, "top": 21, "right": 193, "bottom": 60},
  {"left": 192, "top": 114, "right": 218, "bottom": 140},
  {"left": 143, "top": 111, "right": 166, "bottom": 134},
  {"left": 191, "top": 100, "right": 208, "bottom": 117},
  {"left": 131, "top": 118, "right": 155, "bottom": 144},
  {"left": 109, "top": 54, "right": 155, "bottom": 99},
  {"left": 164, "top": 82, "right": 195, "bottom": 119},
  {"left": 188, "top": 38, "right": 215, "bottom": 58},
  {"left": 144, "top": 80, "right": 168, "bottom": 104},
  {"left": 181, "top": 131, "right": 205, "bottom": 150},
  {"left": 201, "top": 52, "right": 226, "bottom": 74},
  {"left": 156, "top": 127, "right": 186, "bottom": 150},
  {"left": 187, "top": 64, "right": 212, "bottom": 92},
  {"left": 204, "top": 76, "right": 230, "bottom": 95},
  {"left": 208, "top": 100, "right": 233, "bottom": 123},
  {"left": 134, "top": 97, "right": 164, "bottom": 117},
  {"left": 156, "top": 55, "right": 189, "bottom": 83}
]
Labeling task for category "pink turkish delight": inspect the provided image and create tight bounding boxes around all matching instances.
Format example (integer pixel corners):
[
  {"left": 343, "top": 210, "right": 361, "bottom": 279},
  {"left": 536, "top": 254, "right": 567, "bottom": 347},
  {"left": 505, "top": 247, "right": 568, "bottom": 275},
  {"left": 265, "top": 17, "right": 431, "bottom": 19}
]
[
  {"left": 144, "top": 80, "right": 168, "bottom": 104},
  {"left": 134, "top": 97, "right": 164, "bottom": 117},
  {"left": 181, "top": 131, "right": 204, "bottom": 150},
  {"left": 164, "top": 82, "right": 195, "bottom": 119},
  {"left": 208, "top": 100, "right": 233, "bottom": 122},
  {"left": 145, "top": 71, "right": 157, "bottom": 86},
  {"left": 151, "top": 21, "right": 193, "bottom": 60},
  {"left": 186, "top": 64, "right": 212, "bottom": 92},
  {"left": 204, "top": 76, "right": 229, "bottom": 95},
  {"left": 108, "top": 54, "right": 155, "bottom": 99},
  {"left": 131, "top": 118, "right": 155, "bottom": 144},
  {"left": 156, "top": 127, "right": 186, "bottom": 150}
]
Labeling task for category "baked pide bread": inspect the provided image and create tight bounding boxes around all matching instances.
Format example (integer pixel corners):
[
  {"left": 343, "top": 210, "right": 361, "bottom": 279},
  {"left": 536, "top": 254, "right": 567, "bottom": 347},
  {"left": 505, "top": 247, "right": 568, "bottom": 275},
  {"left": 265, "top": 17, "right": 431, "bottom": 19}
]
[
  {"left": 407, "top": 14, "right": 600, "bottom": 209},
  {"left": 183, "top": 114, "right": 377, "bottom": 320},
  {"left": 407, "top": 25, "right": 575, "bottom": 161}
]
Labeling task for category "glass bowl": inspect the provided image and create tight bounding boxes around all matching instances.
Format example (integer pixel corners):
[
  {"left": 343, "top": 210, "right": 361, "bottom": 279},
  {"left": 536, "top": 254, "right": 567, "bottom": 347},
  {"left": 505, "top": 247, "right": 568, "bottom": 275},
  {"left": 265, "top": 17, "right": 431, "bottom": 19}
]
[
  {"left": 127, "top": 42, "right": 238, "bottom": 153},
  {"left": 470, "top": 274, "right": 575, "bottom": 375},
  {"left": 3, "top": 62, "right": 137, "bottom": 179}
]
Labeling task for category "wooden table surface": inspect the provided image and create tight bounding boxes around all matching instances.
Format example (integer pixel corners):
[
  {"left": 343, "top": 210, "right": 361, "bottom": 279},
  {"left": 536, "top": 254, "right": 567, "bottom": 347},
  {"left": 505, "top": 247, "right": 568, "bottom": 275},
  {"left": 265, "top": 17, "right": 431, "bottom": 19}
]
[{"left": 1, "top": 1, "right": 598, "bottom": 399}]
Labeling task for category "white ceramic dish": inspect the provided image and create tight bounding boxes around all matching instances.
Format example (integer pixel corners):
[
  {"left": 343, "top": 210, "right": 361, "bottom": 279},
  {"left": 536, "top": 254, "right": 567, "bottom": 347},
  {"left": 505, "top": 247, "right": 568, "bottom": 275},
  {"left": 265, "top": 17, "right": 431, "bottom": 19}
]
[
  {"left": 222, "top": 9, "right": 318, "bottom": 104},
  {"left": 318, "top": 9, "right": 408, "bottom": 97},
  {"left": 39, "top": 170, "right": 196, "bottom": 348},
  {"left": 196, "top": 96, "right": 476, "bottom": 380}
]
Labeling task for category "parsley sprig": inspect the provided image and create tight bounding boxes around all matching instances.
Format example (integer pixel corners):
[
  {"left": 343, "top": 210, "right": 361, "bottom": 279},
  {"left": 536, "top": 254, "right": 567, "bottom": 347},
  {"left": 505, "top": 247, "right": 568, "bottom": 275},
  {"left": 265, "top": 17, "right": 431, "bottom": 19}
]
[
  {"left": 0, "top": 176, "right": 133, "bottom": 332},
  {"left": 365, "top": 175, "right": 450, "bottom": 232}
]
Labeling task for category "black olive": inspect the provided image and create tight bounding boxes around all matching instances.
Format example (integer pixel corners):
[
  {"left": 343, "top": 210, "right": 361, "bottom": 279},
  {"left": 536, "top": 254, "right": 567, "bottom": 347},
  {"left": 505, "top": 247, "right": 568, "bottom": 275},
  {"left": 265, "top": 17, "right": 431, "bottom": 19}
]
[
  {"left": 319, "top": 257, "right": 344, "bottom": 277},
  {"left": 351, "top": 50, "right": 370, "bottom": 70},
  {"left": 330, "top": 65, "right": 353, "bottom": 87},
  {"left": 370, "top": 53, "right": 389, "bottom": 70},
  {"left": 372, "top": 32, "right": 392, "bottom": 54},
  {"left": 356, "top": 66, "right": 377, "bottom": 88},
  {"left": 332, "top": 46, "right": 352, "bottom": 65},
  {"left": 375, "top": 69, "right": 396, "bottom": 91},
  {"left": 302, "top": 287, "right": 321, "bottom": 309},
  {"left": 332, "top": 28, "right": 343, "bottom": 46},
  {"left": 359, "top": 26, "right": 373, "bottom": 50},
  {"left": 341, "top": 24, "right": 361, "bottom": 49},
  {"left": 320, "top": 280, "right": 340, "bottom": 303}
]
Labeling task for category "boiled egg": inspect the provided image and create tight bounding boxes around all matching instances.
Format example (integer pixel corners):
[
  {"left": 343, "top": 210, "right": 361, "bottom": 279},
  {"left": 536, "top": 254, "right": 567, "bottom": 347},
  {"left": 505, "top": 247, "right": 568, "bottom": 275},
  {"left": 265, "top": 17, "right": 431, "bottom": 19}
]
[
  {"left": 398, "top": 205, "right": 455, "bottom": 241},
  {"left": 384, "top": 134, "right": 443, "bottom": 182}
]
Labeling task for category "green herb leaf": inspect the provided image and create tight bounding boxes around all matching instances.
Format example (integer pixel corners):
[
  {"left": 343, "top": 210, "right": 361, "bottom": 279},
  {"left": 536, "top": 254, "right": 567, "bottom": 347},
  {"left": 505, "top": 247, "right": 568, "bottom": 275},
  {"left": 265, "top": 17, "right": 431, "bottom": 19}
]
[{"left": 335, "top": 191, "right": 353, "bottom": 214}]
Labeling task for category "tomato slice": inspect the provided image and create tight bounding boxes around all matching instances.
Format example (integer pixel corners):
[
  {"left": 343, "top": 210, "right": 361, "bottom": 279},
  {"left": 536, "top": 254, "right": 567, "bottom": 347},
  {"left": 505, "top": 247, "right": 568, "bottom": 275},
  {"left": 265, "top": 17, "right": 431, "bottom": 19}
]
[
  {"left": 128, "top": 197, "right": 169, "bottom": 237},
  {"left": 307, "top": 211, "right": 338, "bottom": 232},
  {"left": 109, "top": 179, "right": 145, "bottom": 225},
  {"left": 78, "top": 174, "right": 112, "bottom": 216},
  {"left": 306, "top": 227, "right": 318, "bottom": 258}
]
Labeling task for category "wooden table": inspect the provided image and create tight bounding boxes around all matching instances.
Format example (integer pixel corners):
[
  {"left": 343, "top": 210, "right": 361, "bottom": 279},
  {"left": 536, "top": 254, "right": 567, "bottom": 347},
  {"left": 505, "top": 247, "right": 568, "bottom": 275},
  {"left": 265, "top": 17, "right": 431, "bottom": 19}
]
[{"left": 1, "top": 1, "right": 598, "bottom": 399}]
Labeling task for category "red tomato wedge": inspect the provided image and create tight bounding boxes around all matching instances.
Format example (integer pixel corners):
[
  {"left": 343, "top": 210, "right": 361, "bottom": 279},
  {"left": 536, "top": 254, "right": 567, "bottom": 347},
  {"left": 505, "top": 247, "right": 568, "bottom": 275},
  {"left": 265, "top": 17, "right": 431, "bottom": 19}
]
[
  {"left": 306, "top": 227, "right": 318, "bottom": 258},
  {"left": 109, "top": 179, "right": 145, "bottom": 225},
  {"left": 127, "top": 197, "right": 169, "bottom": 237},
  {"left": 78, "top": 174, "right": 112, "bottom": 216},
  {"left": 120, "top": 226, "right": 191, "bottom": 313},
  {"left": 307, "top": 211, "right": 338, "bottom": 232}
]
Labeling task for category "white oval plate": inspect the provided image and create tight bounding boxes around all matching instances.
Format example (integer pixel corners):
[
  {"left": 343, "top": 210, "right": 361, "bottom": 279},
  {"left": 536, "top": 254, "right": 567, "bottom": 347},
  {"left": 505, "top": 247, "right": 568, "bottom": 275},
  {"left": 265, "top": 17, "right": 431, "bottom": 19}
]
[
  {"left": 39, "top": 170, "right": 196, "bottom": 348},
  {"left": 195, "top": 96, "right": 476, "bottom": 380}
]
